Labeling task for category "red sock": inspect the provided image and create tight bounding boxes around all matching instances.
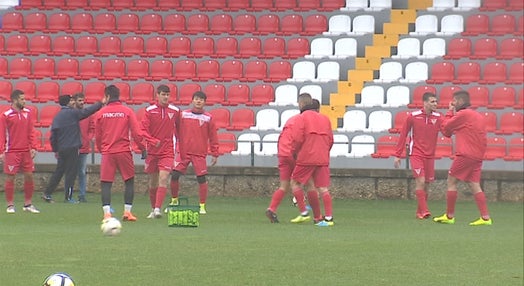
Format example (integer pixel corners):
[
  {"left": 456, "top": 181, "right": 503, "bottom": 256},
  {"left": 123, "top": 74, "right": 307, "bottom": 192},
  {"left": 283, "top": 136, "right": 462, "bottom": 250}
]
[
  {"left": 148, "top": 187, "right": 156, "bottom": 208},
  {"left": 155, "top": 187, "right": 167, "bottom": 209},
  {"left": 199, "top": 182, "right": 208, "bottom": 204},
  {"left": 446, "top": 190, "right": 458, "bottom": 218},
  {"left": 170, "top": 180, "right": 179, "bottom": 198},
  {"left": 415, "top": 190, "right": 429, "bottom": 214},
  {"left": 292, "top": 188, "right": 307, "bottom": 214},
  {"left": 307, "top": 190, "right": 321, "bottom": 221},
  {"left": 5, "top": 180, "right": 14, "bottom": 206},
  {"left": 268, "top": 188, "right": 285, "bottom": 212},
  {"left": 321, "top": 191, "right": 333, "bottom": 218},
  {"left": 474, "top": 192, "right": 490, "bottom": 220},
  {"left": 23, "top": 181, "right": 34, "bottom": 206}
]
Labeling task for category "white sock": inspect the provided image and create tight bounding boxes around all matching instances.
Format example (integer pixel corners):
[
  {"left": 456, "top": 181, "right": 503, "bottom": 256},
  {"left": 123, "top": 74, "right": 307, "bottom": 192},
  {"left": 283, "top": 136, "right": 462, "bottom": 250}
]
[
  {"left": 102, "top": 205, "right": 111, "bottom": 214},
  {"left": 124, "top": 204, "right": 132, "bottom": 212}
]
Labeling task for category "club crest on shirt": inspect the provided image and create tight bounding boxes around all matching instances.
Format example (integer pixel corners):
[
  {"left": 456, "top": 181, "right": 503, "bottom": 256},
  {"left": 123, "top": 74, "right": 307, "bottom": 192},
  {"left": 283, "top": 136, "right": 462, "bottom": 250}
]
[
  {"left": 414, "top": 168, "right": 421, "bottom": 175},
  {"left": 8, "top": 165, "right": 14, "bottom": 172},
  {"left": 430, "top": 119, "right": 437, "bottom": 125},
  {"left": 199, "top": 119, "right": 205, "bottom": 126},
  {"left": 23, "top": 113, "right": 28, "bottom": 119},
  {"left": 168, "top": 113, "right": 174, "bottom": 119}
]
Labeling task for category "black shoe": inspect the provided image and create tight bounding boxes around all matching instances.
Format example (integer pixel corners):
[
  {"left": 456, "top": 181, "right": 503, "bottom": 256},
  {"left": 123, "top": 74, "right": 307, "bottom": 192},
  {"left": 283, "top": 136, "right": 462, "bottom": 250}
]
[
  {"left": 265, "top": 209, "right": 279, "bottom": 223},
  {"left": 78, "top": 197, "right": 87, "bottom": 203},
  {"left": 42, "top": 194, "right": 54, "bottom": 203}
]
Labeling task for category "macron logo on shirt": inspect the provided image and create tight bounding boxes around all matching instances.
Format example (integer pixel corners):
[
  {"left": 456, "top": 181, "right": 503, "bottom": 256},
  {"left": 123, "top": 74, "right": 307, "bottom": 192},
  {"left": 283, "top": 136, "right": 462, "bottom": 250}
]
[{"left": 102, "top": 112, "right": 125, "bottom": 118}]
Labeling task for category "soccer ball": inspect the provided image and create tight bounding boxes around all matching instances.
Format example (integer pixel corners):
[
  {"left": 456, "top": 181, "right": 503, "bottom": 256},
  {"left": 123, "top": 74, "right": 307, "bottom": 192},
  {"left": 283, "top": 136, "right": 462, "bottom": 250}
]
[
  {"left": 100, "top": 217, "right": 122, "bottom": 236},
  {"left": 42, "top": 273, "right": 75, "bottom": 286}
]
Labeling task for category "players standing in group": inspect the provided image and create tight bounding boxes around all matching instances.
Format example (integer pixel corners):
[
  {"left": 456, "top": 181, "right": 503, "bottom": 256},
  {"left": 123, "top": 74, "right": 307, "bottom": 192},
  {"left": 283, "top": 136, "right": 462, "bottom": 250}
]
[
  {"left": 433, "top": 90, "right": 492, "bottom": 226},
  {"left": 95, "top": 85, "right": 159, "bottom": 221},
  {"left": 169, "top": 91, "right": 219, "bottom": 215},
  {"left": 141, "top": 85, "right": 180, "bottom": 219},
  {"left": 394, "top": 92, "right": 442, "bottom": 219},
  {"left": 0, "top": 90, "right": 40, "bottom": 214}
]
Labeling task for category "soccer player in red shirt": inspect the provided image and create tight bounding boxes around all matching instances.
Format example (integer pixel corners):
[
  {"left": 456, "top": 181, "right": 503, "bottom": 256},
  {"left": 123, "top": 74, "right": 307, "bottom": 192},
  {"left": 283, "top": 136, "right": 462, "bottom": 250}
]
[
  {"left": 0, "top": 90, "right": 40, "bottom": 214},
  {"left": 95, "top": 85, "right": 160, "bottom": 221},
  {"left": 289, "top": 93, "right": 335, "bottom": 227},
  {"left": 141, "top": 85, "right": 180, "bottom": 219},
  {"left": 394, "top": 92, "right": 443, "bottom": 219},
  {"left": 169, "top": 91, "right": 219, "bottom": 215},
  {"left": 433, "top": 90, "right": 492, "bottom": 226}
]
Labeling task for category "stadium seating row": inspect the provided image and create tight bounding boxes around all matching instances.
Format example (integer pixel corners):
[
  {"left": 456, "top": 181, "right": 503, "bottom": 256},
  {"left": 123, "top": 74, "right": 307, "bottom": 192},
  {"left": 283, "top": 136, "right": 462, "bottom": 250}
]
[
  {"left": 428, "top": 0, "right": 523, "bottom": 11},
  {"left": 15, "top": 0, "right": 345, "bottom": 12},
  {"left": 462, "top": 13, "right": 524, "bottom": 36},
  {"left": 425, "top": 61, "right": 523, "bottom": 85},
  {"left": 0, "top": 57, "right": 293, "bottom": 83},
  {"left": 322, "top": 14, "right": 376, "bottom": 35},
  {"left": 0, "top": 34, "right": 311, "bottom": 59},
  {"left": 0, "top": 11, "right": 329, "bottom": 36}
]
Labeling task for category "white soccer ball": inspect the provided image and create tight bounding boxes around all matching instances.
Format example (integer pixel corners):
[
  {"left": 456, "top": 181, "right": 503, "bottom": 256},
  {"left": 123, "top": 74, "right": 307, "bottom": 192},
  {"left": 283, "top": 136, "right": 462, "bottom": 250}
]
[
  {"left": 42, "top": 273, "right": 75, "bottom": 286},
  {"left": 101, "top": 217, "right": 122, "bottom": 236}
]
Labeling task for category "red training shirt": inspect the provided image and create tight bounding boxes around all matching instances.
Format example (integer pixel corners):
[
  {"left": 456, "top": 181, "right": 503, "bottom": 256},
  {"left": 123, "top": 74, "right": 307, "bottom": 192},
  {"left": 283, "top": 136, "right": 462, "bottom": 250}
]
[
  {"left": 177, "top": 108, "right": 219, "bottom": 157},
  {"left": 395, "top": 109, "right": 443, "bottom": 158},
  {"left": 0, "top": 107, "right": 38, "bottom": 153},
  {"left": 141, "top": 103, "right": 180, "bottom": 156},
  {"left": 441, "top": 108, "right": 487, "bottom": 161}
]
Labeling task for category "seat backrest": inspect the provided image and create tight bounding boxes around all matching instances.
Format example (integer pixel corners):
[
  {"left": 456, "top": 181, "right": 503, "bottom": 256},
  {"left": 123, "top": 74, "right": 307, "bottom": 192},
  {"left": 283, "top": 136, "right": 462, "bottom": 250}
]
[
  {"left": 251, "top": 109, "right": 280, "bottom": 130},
  {"left": 350, "top": 15, "right": 375, "bottom": 34},
  {"left": 330, "top": 134, "right": 350, "bottom": 157},
  {"left": 463, "top": 14, "right": 489, "bottom": 35},
  {"left": 357, "top": 85, "right": 384, "bottom": 107},
  {"left": 393, "top": 38, "right": 420, "bottom": 58},
  {"left": 232, "top": 133, "right": 260, "bottom": 155},
  {"left": 234, "top": 14, "right": 256, "bottom": 34},
  {"left": 490, "top": 14, "right": 516, "bottom": 35},
  {"left": 402, "top": 61, "right": 428, "bottom": 83},
  {"left": 163, "top": 13, "right": 186, "bottom": 33},
  {"left": 192, "top": 37, "right": 215, "bottom": 57},
  {"left": 203, "top": 83, "right": 226, "bottom": 104},
  {"left": 187, "top": 13, "right": 210, "bottom": 34},
  {"left": 258, "top": 133, "right": 280, "bottom": 156},
  {"left": 348, "top": 135, "right": 375, "bottom": 158},
  {"left": 456, "top": 0, "right": 481, "bottom": 9},
  {"left": 289, "top": 61, "right": 316, "bottom": 82},
  {"left": 480, "top": 111, "right": 498, "bottom": 132},
  {"left": 208, "top": 107, "right": 230, "bottom": 129},
  {"left": 257, "top": 14, "right": 280, "bottom": 35},
  {"left": 421, "top": 37, "right": 446, "bottom": 58},
  {"left": 338, "top": 110, "right": 367, "bottom": 132},
  {"left": 145, "top": 36, "right": 168, "bottom": 56},
  {"left": 98, "top": 36, "right": 121, "bottom": 56},
  {"left": 279, "top": 109, "right": 300, "bottom": 129},
  {"left": 472, "top": 38, "right": 498, "bottom": 59},
  {"left": 251, "top": 84, "right": 274, "bottom": 105},
  {"left": 215, "top": 37, "right": 238, "bottom": 57},
  {"left": 384, "top": 85, "right": 410, "bottom": 107},
  {"left": 279, "top": 14, "right": 303, "bottom": 35},
  {"left": 286, "top": 37, "right": 310, "bottom": 58},
  {"left": 308, "top": 37, "right": 333, "bottom": 58},
  {"left": 467, "top": 85, "right": 489, "bottom": 108},
  {"left": 376, "top": 61, "right": 403, "bottom": 82},
  {"left": 303, "top": 14, "right": 328, "bottom": 35},
  {"left": 210, "top": 13, "right": 233, "bottom": 34},
  {"left": 445, "top": 37, "right": 472, "bottom": 59},
  {"left": 438, "top": 14, "right": 464, "bottom": 35},
  {"left": 412, "top": 15, "right": 438, "bottom": 35},
  {"left": 273, "top": 84, "right": 298, "bottom": 106},
  {"left": 262, "top": 37, "right": 286, "bottom": 58},
  {"left": 299, "top": 85, "right": 323, "bottom": 104},
  {"left": 367, "top": 110, "right": 392, "bottom": 132},
  {"left": 117, "top": 13, "right": 139, "bottom": 33},
  {"left": 121, "top": 36, "right": 144, "bottom": 56},
  {"left": 315, "top": 61, "right": 340, "bottom": 82},
  {"left": 499, "top": 38, "right": 523, "bottom": 59},
  {"left": 140, "top": 13, "right": 163, "bottom": 34},
  {"left": 332, "top": 37, "right": 357, "bottom": 58},
  {"left": 230, "top": 108, "right": 255, "bottom": 130},
  {"left": 326, "top": 14, "right": 351, "bottom": 35}
]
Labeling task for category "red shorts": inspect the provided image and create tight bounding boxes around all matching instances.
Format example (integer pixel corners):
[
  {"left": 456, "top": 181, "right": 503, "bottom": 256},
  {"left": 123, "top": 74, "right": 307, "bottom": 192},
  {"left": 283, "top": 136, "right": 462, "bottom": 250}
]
[
  {"left": 174, "top": 153, "right": 208, "bottom": 176},
  {"left": 144, "top": 154, "right": 174, "bottom": 173},
  {"left": 449, "top": 156, "right": 483, "bottom": 183},
  {"left": 291, "top": 165, "right": 330, "bottom": 188},
  {"left": 100, "top": 152, "right": 135, "bottom": 182},
  {"left": 3, "top": 151, "right": 34, "bottom": 174},
  {"left": 278, "top": 155, "right": 295, "bottom": 181},
  {"left": 410, "top": 156, "right": 435, "bottom": 183}
]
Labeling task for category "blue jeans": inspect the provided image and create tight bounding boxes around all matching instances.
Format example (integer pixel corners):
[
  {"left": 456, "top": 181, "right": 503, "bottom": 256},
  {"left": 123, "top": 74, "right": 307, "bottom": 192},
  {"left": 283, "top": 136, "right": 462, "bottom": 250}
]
[{"left": 78, "top": 153, "right": 88, "bottom": 199}]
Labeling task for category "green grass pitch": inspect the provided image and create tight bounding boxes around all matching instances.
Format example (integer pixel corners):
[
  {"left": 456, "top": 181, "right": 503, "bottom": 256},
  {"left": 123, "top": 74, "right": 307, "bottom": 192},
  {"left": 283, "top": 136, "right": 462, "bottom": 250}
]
[{"left": 1, "top": 194, "right": 522, "bottom": 285}]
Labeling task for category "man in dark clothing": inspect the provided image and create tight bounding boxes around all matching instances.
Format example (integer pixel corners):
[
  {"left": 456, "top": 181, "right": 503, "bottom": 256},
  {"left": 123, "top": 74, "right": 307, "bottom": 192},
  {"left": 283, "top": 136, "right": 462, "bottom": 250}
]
[{"left": 42, "top": 94, "right": 106, "bottom": 203}]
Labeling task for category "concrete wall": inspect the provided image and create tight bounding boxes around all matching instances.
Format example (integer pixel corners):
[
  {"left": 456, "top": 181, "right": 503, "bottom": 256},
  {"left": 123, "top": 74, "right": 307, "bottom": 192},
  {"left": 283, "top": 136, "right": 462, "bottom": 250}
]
[{"left": 9, "top": 164, "right": 523, "bottom": 203}]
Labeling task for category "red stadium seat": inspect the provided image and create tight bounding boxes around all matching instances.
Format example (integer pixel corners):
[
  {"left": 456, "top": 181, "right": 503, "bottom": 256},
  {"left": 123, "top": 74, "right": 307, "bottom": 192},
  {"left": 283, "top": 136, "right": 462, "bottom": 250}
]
[
  {"left": 204, "top": 84, "right": 227, "bottom": 105},
  {"left": 261, "top": 37, "right": 286, "bottom": 59},
  {"left": 161, "top": 14, "right": 186, "bottom": 34},
  {"left": 47, "top": 12, "right": 71, "bottom": 33},
  {"left": 225, "top": 0, "right": 249, "bottom": 11},
  {"left": 480, "top": 0, "right": 507, "bottom": 11},
  {"left": 28, "top": 35, "right": 51, "bottom": 56},
  {"left": 101, "top": 58, "right": 125, "bottom": 80},
  {"left": 444, "top": 38, "right": 472, "bottom": 59},
  {"left": 9, "top": 57, "right": 32, "bottom": 79},
  {"left": 38, "top": 105, "right": 61, "bottom": 128},
  {"left": 388, "top": 110, "right": 411, "bottom": 133},
  {"left": 371, "top": 135, "right": 399, "bottom": 158},
  {"left": 97, "top": 36, "right": 121, "bottom": 56},
  {"left": 36, "top": 81, "right": 59, "bottom": 103},
  {"left": 462, "top": 14, "right": 489, "bottom": 36},
  {"left": 249, "top": 0, "right": 273, "bottom": 11},
  {"left": 121, "top": 36, "right": 144, "bottom": 57},
  {"left": 435, "top": 136, "right": 453, "bottom": 159},
  {"left": 140, "top": 13, "right": 163, "bottom": 34},
  {"left": 196, "top": 60, "right": 220, "bottom": 81},
  {"left": 5, "top": 34, "right": 28, "bottom": 56},
  {"left": 148, "top": 59, "right": 173, "bottom": 81},
  {"left": 113, "top": 82, "right": 131, "bottom": 103},
  {"left": 190, "top": 37, "right": 215, "bottom": 58},
  {"left": 15, "top": 81, "right": 37, "bottom": 102},
  {"left": 74, "top": 36, "right": 98, "bottom": 56},
  {"left": 480, "top": 62, "right": 507, "bottom": 84},
  {"left": 144, "top": 36, "right": 167, "bottom": 57},
  {"left": 484, "top": 137, "right": 507, "bottom": 160},
  {"left": 77, "top": 58, "right": 102, "bottom": 79},
  {"left": 23, "top": 12, "right": 46, "bottom": 33},
  {"left": 1, "top": 12, "right": 24, "bottom": 32},
  {"left": 168, "top": 36, "right": 191, "bottom": 57},
  {"left": 237, "top": 37, "right": 262, "bottom": 58},
  {"left": 179, "top": 0, "right": 204, "bottom": 11},
  {"left": 24, "top": 105, "right": 39, "bottom": 126},
  {"left": 296, "top": 0, "right": 321, "bottom": 11},
  {"left": 504, "top": 137, "right": 524, "bottom": 161},
  {"left": 496, "top": 111, "right": 524, "bottom": 134},
  {"left": 303, "top": 14, "right": 328, "bottom": 35},
  {"left": 516, "top": 15, "right": 524, "bottom": 35},
  {"left": 218, "top": 60, "right": 243, "bottom": 82},
  {"left": 488, "top": 14, "right": 516, "bottom": 35},
  {"left": 279, "top": 14, "right": 304, "bottom": 35},
  {"left": 186, "top": 14, "right": 210, "bottom": 35},
  {"left": 94, "top": 13, "right": 116, "bottom": 34},
  {"left": 224, "top": 84, "right": 250, "bottom": 105},
  {"left": 489, "top": 86, "right": 516, "bottom": 109},
  {"left": 116, "top": 13, "right": 139, "bottom": 34},
  {"left": 0, "top": 81, "right": 12, "bottom": 101},
  {"left": 320, "top": 0, "right": 345, "bottom": 11},
  {"left": 453, "top": 62, "right": 480, "bottom": 84},
  {"left": 30, "top": 58, "right": 55, "bottom": 79},
  {"left": 61, "top": 81, "right": 83, "bottom": 95},
  {"left": 515, "top": 88, "right": 524, "bottom": 109},
  {"left": 507, "top": 62, "right": 524, "bottom": 84},
  {"left": 215, "top": 37, "right": 238, "bottom": 58},
  {"left": 266, "top": 60, "right": 292, "bottom": 82},
  {"left": 54, "top": 58, "right": 78, "bottom": 79},
  {"left": 84, "top": 82, "right": 106, "bottom": 103},
  {"left": 209, "top": 14, "right": 233, "bottom": 35},
  {"left": 480, "top": 111, "right": 498, "bottom": 132},
  {"left": 125, "top": 59, "right": 149, "bottom": 80},
  {"left": 285, "top": 37, "right": 310, "bottom": 59},
  {"left": 173, "top": 60, "right": 197, "bottom": 81},
  {"left": 438, "top": 86, "right": 462, "bottom": 108},
  {"left": 70, "top": 12, "right": 93, "bottom": 33},
  {"left": 228, "top": 108, "right": 255, "bottom": 130},
  {"left": 426, "top": 62, "right": 455, "bottom": 84},
  {"left": 156, "top": 0, "right": 180, "bottom": 10},
  {"left": 467, "top": 86, "right": 490, "bottom": 108},
  {"left": 133, "top": 0, "right": 157, "bottom": 10},
  {"left": 256, "top": 14, "right": 280, "bottom": 35},
  {"left": 242, "top": 60, "right": 267, "bottom": 82},
  {"left": 209, "top": 108, "right": 231, "bottom": 129},
  {"left": 233, "top": 14, "right": 256, "bottom": 35},
  {"left": 110, "top": 0, "right": 134, "bottom": 11},
  {"left": 178, "top": 83, "right": 202, "bottom": 105},
  {"left": 129, "top": 82, "right": 154, "bottom": 104},
  {"left": 203, "top": 0, "right": 227, "bottom": 11},
  {"left": 507, "top": 0, "right": 524, "bottom": 10},
  {"left": 216, "top": 133, "right": 236, "bottom": 155},
  {"left": 87, "top": 0, "right": 111, "bottom": 10},
  {"left": 274, "top": 0, "right": 297, "bottom": 11},
  {"left": 471, "top": 38, "right": 498, "bottom": 59},
  {"left": 51, "top": 35, "right": 75, "bottom": 56},
  {"left": 497, "top": 38, "right": 523, "bottom": 59},
  {"left": 249, "top": 84, "right": 274, "bottom": 106},
  {"left": 0, "top": 58, "right": 6, "bottom": 77}
]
